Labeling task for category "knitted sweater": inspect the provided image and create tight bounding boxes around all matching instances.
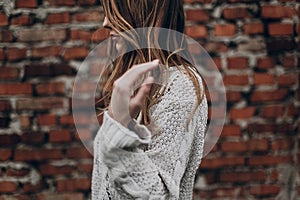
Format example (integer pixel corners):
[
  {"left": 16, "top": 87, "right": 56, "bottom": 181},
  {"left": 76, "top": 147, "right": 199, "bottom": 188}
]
[{"left": 92, "top": 67, "right": 208, "bottom": 199}]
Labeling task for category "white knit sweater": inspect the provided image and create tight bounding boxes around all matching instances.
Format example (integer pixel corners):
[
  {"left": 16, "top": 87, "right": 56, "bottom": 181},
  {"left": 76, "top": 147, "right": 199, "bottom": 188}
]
[{"left": 92, "top": 67, "right": 208, "bottom": 199}]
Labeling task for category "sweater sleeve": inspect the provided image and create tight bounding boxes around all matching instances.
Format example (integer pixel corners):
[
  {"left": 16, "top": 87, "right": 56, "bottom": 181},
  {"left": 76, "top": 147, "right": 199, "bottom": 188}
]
[{"left": 94, "top": 71, "right": 207, "bottom": 199}]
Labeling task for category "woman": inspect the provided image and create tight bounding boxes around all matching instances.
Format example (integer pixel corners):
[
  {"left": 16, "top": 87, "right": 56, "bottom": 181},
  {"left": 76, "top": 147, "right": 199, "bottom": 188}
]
[{"left": 92, "top": 0, "right": 208, "bottom": 199}]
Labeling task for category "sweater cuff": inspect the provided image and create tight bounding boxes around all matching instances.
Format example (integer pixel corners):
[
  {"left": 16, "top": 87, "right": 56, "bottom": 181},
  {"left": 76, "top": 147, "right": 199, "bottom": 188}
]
[{"left": 101, "top": 111, "right": 152, "bottom": 149}]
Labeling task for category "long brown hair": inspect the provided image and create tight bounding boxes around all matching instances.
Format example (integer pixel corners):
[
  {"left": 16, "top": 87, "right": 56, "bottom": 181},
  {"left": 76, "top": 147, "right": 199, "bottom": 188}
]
[{"left": 99, "top": 0, "right": 204, "bottom": 126}]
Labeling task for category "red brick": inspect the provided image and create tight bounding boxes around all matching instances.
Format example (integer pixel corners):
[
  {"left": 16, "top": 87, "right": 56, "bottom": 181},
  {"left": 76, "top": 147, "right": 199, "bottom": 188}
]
[
  {"left": 19, "top": 115, "right": 31, "bottom": 129},
  {"left": 212, "top": 57, "right": 222, "bottom": 70},
  {"left": 31, "top": 46, "right": 62, "bottom": 58},
  {"left": 209, "top": 187, "right": 244, "bottom": 198},
  {"left": 223, "top": 7, "right": 251, "bottom": 19},
  {"left": 0, "top": 67, "right": 19, "bottom": 80},
  {"left": 15, "top": 0, "right": 37, "bottom": 8},
  {"left": 18, "top": 115, "right": 31, "bottom": 129},
  {"left": 0, "top": 149, "right": 12, "bottom": 161},
  {"left": 220, "top": 171, "right": 266, "bottom": 182},
  {"left": 251, "top": 89, "right": 288, "bottom": 102},
  {"left": 14, "top": 149, "right": 63, "bottom": 161},
  {"left": 248, "top": 123, "right": 275, "bottom": 133},
  {"left": 23, "top": 62, "right": 48, "bottom": 76},
  {"left": 257, "top": 57, "right": 275, "bottom": 69},
  {"left": 185, "top": 25, "right": 208, "bottom": 38},
  {"left": 77, "top": 163, "right": 93, "bottom": 173},
  {"left": 36, "top": 193, "right": 84, "bottom": 200},
  {"left": 221, "top": 139, "right": 268, "bottom": 152},
  {"left": 248, "top": 139, "right": 269, "bottom": 151},
  {"left": 59, "top": 115, "right": 74, "bottom": 125},
  {"left": 6, "top": 168, "right": 30, "bottom": 177},
  {"left": 249, "top": 155, "right": 293, "bottom": 166},
  {"left": 286, "top": 103, "right": 298, "bottom": 117},
  {"left": 261, "top": 105, "right": 284, "bottom": 118},
  {"left": 0, "top": 13, "right": 8, "bottom": 26},
  {"left": 72, "top": 11, "right": 102, "bottom": 22},
  {"left": 52, "top": 63, "right": 77, "bottom": 76},
  {"left": 277, "top": 122, "right": 294, "bottom": 133},
  {"left": 185, "top": 9, "right": 210, "bottom": 22},
  {"left": 40, "top": 164, "right": 74, "bottom": 176},
  {"left": 78, "top": 0, "right": 97, "bottom": 5},
  {"left": 223, "top": 74, "right": 249, "bottom": 86},
  {"left": 266, "top": 38, "right": 295, "bottom": 52},
  {"left": 47, "top": 0, "right": 75, "bottom": 6},
  {"left": 204, "top": 42, "right": 229, "bottom": 53},
  {"left": 221, "top": 141, "right": 247, "bottom": 152},
  {"left": 297, "top": 89, "right": 300, "bottom": 101},
  {"left": 17, "top": 28, "right": 66, "bottom": 42},
  {"left": 0, "top": 100, "right": 11, "bottom": 112},
  {"left": 24, "top": 63, "right": 75, "bottom": 78},
  {"left": 220, "top": 125, "right": 241, "bottom": 137},
  {"left": 21, "top": 132, "right": 45, "bottom": 145},
  {"left": 23, "top": 181, "right": 44, "bottom": 193},
  {"left": 272, "top": 138, "right": 293, "bottom": 150},
  {"left": 280, "top": 55, "right": 297, "bottom": 68},
  {"left": 71, "top": 98, "right": 95, "bottom": 111},
  {"left": 268, "top": 23, "right": 294, "bottom": 36},
  {"left": 227, "top": 57, "right": 248, "bottom": 69},
  {"left": 5, "top": 194, "right": 32, "bottom": 200},
  {"left": 11, "top": 15, "right": 33, "bottom": 25},
  {"left": 188, "top": 43, "right": 202, "bottom": 55},
  {"left": 226, "top": 91, "right": 242, "bottom": 102},
  {"left": 200, "top": 156, "right": 245, "bottom": 169},
  {"left": 250, "top": 184, "right": 280, "bottom": 196},
  {"left": 0, "top": 83, "right": 32, "bottom": 95},
  {"left": 230, "top": 107, "right": 255, "bottom": 120},
  {"left": 1, "top": 30, "right": 13, "bottom": 42},
  {"left": 0, "top": 134, "right": 20, "bottom": 146},
  {"left": 7, "top": 48, "right": 27, "bottom": 61},
  {"left": 46, "top": 12, "right": 70, "bottom": 24},
  {"left": 66, "top": 147, "right": 92, "bottom": 159},
  {"left": 253, "top": 73, "right": 275, "bottom": 85},
  {"left": 278, "top": 73, "right": 297, "bottom": 86},
  {"left": 0, "top": 48, "right": 4, "bottom": 60},
  {"left": 56, "top": 178, "right": 91, "bottom": 192},
  {"left": 262, "top": 5, "right": 296, "bottom": 19},
  {"left": 71, "top": 29, "right": 93, "bottom": 41},
  {"left": 37, "top": 114, "right": 56, "bottom": 126},
  {"left": 204, "top": 90, "right": 220, "bottom": 104},
  {"left": 0, "top": 181, "right": 17, "bottom": 193},
  {"left": 74, "top": 128, "right": 93, "bottom": 141},
  {"left": 89, "top": 62, "right": 105, "bottom": 76},
  {"left": 184, "top": 0, "right": 212, "bottom": 3},
  {"left": 208, "top": 105, "right": 226, "bottom": 120},
  {"left": 36, "top": 82, "right": 65, "bottom": 96},
  {"left": 270, "top": 170, "right": 279, "bottom": 181},
  {"left": 16, "top": 97, "right": 67, "bottom": 111},
  {"left": 63, "top": 47, "right": 89, "bottom": 60},
  {"left": 214, "top": 24, "right": 236, "bottom": 36},
  {"left": 244, "top": 22, "right": 264, "bottom": 35},
  {"left": 49, "top": 130, "right": 71, "bottom": 143}
]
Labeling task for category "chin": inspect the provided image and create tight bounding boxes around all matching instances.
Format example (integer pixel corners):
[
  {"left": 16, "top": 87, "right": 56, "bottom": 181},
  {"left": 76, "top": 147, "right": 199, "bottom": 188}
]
[{"left": 116, "top": 42, "right": 124, "bottom": 53}]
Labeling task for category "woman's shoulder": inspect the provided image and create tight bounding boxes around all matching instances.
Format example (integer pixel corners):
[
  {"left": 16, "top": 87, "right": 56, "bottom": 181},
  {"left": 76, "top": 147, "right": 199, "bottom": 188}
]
[{"left": 163, "top": 66, "right": 203, "bottom": 102}]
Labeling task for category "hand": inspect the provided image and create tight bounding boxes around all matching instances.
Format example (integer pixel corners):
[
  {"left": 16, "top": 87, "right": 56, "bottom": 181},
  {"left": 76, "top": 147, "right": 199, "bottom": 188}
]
[{"left": 108, "top": 60, "right": 159, "bottom": 127}]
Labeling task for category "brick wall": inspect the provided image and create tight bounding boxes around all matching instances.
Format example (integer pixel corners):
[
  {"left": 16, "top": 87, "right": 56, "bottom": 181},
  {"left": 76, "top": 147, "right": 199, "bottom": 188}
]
[{"left": 0, "top": 0, "right": 299, "bottom": 199}]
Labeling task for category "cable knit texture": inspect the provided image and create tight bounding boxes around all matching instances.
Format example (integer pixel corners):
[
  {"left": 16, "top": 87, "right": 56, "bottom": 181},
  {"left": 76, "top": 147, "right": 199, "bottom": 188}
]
[{"left": 92, "top": 67, "right": 208, "bottom": 199}]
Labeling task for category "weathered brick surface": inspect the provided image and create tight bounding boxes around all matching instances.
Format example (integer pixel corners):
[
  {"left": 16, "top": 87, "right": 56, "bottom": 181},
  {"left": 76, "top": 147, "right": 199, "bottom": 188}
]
[{"left": 0, "top": 1, "right": 299, "bottom": 199}]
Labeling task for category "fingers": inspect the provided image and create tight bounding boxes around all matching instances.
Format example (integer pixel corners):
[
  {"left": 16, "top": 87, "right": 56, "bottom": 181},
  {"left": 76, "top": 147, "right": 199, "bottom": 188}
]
[
  {"left": 113, "top": 59, "right": 159, "bottom": 95},
  {"left": 130, "top": 76, "right": 154, "bottom": 113},
  {"left": 110, "top": 60, "right": 159, "bottom": 125},
  {"left": 123, "top": 59, "right": 159, "bottom": 85}
]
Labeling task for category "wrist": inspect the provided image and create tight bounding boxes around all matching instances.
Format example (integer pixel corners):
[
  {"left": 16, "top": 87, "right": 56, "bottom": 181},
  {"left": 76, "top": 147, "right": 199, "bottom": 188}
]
[{"left": 114, "top": 115, "right": 132, "bottom": 128}]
